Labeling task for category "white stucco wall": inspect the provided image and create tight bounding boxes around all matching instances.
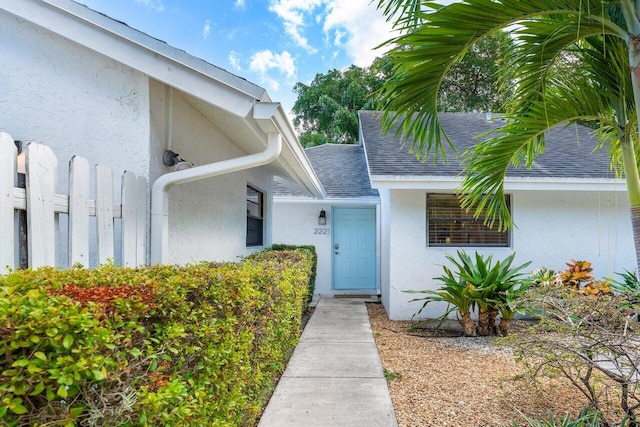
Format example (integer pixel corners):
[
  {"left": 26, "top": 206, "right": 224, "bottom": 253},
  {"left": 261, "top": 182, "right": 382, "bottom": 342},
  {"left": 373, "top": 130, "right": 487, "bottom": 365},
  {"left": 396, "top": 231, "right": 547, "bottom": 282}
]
[
  {"left": 379, "top": 189, "right": 392, "bottom": 308},
  {"left": 383, "top": 189, "right": 635, "bottom": 320},
  {"left": 0, "top": 12, "right": 150, "bottom": 183},
  {"left": 272, "top": 201, "right": 335, "bottom": 294},
  {"left": 0, "top": 10, "right": 279, "bottom": 268},
  {"left": 150, "top": 84, "right": 276, "bottom": 264},
  {"left": 272, "top": 199, "right": 381, "bottom": 296},
  {"left": 0, "top": 11, "right": 150, "bottom": 267}
]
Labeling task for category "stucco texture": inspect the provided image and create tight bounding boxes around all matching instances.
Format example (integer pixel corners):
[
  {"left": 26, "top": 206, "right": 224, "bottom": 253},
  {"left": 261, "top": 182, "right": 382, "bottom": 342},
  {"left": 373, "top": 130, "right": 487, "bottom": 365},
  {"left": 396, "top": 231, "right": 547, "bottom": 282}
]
[
  {"left": 272, "top": 202, "right": 334, "bottom": 294},
  {"left": 0, "top": 12, "right": 150, "bottom": 190},
  {"left": 383, "top": 189, "right": 635, "bottom": 320},
  {"left": 152, "top": 88, "right": 276, "bottom": 264}
]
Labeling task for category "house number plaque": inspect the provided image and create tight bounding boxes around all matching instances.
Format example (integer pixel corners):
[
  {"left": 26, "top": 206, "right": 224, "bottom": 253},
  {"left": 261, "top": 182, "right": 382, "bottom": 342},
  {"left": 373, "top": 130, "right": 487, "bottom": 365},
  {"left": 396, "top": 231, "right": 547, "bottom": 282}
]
[{"left": 313, "top": 228, "right": 330, "bottom": 235}]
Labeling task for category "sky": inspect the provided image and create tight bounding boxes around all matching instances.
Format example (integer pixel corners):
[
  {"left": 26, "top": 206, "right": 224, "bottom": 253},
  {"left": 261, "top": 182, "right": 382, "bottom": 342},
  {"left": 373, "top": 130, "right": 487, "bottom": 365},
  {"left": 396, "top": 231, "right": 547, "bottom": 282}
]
[{"left": 76, "top": 0, "right": 399, "bottom": 114}]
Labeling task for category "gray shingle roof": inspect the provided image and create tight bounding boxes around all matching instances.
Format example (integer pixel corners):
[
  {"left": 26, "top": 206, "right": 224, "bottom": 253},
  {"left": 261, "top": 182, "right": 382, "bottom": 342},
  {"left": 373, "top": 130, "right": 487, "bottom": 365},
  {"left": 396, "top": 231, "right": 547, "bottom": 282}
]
[
  {"left": 359, "top": 111, "right": 615, "bottom": 179},
  {"left": 275, "top": 144, "right": 378, "bottom": 198}
]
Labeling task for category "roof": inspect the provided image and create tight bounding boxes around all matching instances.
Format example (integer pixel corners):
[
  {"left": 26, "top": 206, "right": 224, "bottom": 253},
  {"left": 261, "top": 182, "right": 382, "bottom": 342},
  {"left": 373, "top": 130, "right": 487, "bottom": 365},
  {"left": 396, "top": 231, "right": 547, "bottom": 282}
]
[
  {"left": 0, "top": 0, "right": 324, "bottom": 198},
  {"left": 359, "top": 111, "right": 617, "bottom": 183},
  {"left": 275, "top": 144, "right": 378, "bottom": 199}
]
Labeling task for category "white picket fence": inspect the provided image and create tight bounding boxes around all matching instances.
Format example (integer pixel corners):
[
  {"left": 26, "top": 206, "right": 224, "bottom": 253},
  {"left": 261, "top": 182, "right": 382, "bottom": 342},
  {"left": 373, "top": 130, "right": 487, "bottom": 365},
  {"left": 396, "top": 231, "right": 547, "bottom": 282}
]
[{"left": 0, "top": 132, "right": 148, "bottom": 274}]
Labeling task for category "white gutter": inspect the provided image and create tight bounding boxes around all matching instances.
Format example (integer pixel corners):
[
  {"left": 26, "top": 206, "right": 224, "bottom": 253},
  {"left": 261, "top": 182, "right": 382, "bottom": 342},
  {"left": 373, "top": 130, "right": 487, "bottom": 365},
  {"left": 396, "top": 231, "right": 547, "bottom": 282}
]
[{"left": 150, "top": 103, "right": 283, "bottom": 265}]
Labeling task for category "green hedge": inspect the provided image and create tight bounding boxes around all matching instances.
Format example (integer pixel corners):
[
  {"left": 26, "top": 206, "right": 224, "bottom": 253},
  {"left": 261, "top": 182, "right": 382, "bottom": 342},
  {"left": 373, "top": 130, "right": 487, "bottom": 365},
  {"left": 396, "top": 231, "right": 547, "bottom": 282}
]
[
  {"left": 0, "top": 249, "right": 313, "bottom": 426},
  {"left": 268, "top": 244, "right": 317, "bottom": 308}
]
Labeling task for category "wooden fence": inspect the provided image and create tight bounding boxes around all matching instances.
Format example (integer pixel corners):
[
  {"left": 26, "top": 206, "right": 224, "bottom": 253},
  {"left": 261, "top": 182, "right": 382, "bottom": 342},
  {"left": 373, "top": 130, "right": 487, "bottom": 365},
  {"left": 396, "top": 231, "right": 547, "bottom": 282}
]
[{"left": 0, "top": 132, "right": 147, "bottom": 274}]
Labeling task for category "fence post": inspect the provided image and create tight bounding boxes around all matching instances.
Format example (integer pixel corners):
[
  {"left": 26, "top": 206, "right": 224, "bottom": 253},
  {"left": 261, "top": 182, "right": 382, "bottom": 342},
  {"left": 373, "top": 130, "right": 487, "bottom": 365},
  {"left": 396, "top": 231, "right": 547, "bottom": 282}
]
[
  {"left": 136, "top": 176, "right": 148, "bottom": 266},
  {"left": 121, "top": 171, "right": 137, "bottom": 266},
  {"left": 69, "top": 156, "right": 90, "bottom": 267},
  {"left": 26, "top": 143, "right": 57, "bottom": 268},
  {"left": 96, "top": 164, "right": 114, "bottom": 265},
  {"left": 0, "top": 133, "right": 16, "bottom": 274}
]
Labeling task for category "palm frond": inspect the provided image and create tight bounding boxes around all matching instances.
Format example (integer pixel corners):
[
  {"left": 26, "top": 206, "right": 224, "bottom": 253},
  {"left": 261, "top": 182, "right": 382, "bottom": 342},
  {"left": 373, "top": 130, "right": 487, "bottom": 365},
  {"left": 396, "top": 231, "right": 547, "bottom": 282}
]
[{"left": 376, "top": 0, "right": 623, "bottom": 164}]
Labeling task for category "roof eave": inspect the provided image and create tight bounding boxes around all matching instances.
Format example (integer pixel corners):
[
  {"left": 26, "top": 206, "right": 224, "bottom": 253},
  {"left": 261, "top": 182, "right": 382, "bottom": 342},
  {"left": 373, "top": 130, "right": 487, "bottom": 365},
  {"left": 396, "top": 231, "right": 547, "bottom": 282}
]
[
  {"left": 254, "top": 103, "right": 326, "bottom": 199},
  {"left": 370, "top": 175, "right": 627, "bottom": 192},
  {"left": 4, "top": 0, "right": 326, "bottom": 198},
  {"left": 273, "top": 195, "right": 379, "bottom": 205},
  {"left": 4, "top": 0, "right": 265, "bottom": 118}
]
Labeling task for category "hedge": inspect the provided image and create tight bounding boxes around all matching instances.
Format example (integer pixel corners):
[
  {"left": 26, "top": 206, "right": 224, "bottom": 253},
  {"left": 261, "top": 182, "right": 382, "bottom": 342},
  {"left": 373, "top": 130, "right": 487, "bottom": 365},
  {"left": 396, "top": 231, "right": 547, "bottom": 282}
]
[
  {"left": 0, "top": 248, "right": 314, "bottom": 426},
  {"left": 266, "top": 244, "right": 317, "bottom": 309}
]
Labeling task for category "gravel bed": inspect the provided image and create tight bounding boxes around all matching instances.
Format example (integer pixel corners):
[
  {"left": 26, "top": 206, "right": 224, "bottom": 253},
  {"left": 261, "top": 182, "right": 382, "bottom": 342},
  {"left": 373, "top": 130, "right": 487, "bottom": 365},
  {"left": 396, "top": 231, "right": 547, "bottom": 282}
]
[{"left": 367, "top": 303, "right": 586, "bottom": 426}]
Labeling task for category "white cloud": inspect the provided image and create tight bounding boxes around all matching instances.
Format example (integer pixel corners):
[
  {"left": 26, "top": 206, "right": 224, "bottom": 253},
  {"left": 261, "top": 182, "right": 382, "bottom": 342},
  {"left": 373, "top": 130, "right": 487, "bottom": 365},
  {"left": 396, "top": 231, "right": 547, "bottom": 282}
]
[
  {"left": 229, "top": 50, "right": 242, "bottom": 71},
  {"left": 202, "top": 19, "right": 211, "bottom": 39},
  {"left": 322, "top": 0, "right": 395, "bottom": 66},
  {"left": 133, "top": 0, "right": 164, "bottom": 12},
  {"left": 269, "top": 0, "right": 323, "bottom": 53},
  {"left": 333, "top": 29, "right": 345, "bottom": 46},
  {"left": 235, "top": 0, "right": 246, "bottom": 9},
  {"left": 249, "top": 50, "right": 296, "bottom": 91}
]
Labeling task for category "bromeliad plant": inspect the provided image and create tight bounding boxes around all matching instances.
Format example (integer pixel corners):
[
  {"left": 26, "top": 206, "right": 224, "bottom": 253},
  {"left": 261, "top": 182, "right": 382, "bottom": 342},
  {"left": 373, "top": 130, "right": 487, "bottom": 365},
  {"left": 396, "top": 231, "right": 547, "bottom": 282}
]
[
  {"left": 407, "top": 263, "right": 476, "bottom": 336},
  {"left": 407, "top": 250, "right": 532, "bottom": 336}
]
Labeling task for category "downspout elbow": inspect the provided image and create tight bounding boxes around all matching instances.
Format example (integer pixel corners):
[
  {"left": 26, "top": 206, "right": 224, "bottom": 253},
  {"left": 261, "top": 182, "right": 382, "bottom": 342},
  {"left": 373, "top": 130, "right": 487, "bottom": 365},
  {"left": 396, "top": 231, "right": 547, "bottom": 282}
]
[{"left": 150, "top": 132, "right": 282, "bottom": 264}]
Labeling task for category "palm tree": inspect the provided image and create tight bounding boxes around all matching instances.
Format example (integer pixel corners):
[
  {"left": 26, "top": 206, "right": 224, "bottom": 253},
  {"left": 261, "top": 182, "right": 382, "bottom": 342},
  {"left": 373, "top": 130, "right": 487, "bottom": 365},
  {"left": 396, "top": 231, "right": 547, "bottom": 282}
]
[{"left": 374, "top": 0, "right": 640, "bottom": 270}]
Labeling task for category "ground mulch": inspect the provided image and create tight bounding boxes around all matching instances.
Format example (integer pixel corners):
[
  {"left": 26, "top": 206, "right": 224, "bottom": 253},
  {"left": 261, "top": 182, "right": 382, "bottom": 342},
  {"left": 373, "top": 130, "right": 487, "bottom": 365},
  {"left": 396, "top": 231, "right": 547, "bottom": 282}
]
[{"left": 367, "top": 303, "right": 588, "bottom": 427}]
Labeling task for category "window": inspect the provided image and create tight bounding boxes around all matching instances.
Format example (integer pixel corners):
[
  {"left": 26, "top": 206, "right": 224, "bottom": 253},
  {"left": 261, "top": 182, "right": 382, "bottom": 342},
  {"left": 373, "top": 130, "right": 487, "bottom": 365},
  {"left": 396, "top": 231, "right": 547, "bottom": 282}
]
[
  {"left": 246, "top": 185, "right": 264, "bottom": 247},
  {"left": 426, "top": 193, "right": 510, "bottom": 247}
]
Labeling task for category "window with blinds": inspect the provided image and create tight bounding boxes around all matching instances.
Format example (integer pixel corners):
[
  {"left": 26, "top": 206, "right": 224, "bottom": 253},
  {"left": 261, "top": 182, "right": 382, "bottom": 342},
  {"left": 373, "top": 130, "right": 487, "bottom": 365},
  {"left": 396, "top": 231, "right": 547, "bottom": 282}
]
[
  {"left": 426, "top": 194, "right": 510, "bottom": 247},
  {"left": 246, "top": 185, "right": 264, "bottom": 247}
]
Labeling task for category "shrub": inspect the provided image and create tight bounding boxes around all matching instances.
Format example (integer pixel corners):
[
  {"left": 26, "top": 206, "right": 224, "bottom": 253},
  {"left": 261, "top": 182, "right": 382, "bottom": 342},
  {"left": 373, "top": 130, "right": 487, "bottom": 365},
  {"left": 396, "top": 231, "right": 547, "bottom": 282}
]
[
  {"left": 0, "top": 250, "right": 312, "bottom": 426},
  {"left": 513, "top": 407, "right": 601, "bottom": 426},
  {"left": 268, "top": 244, "right": 317, "bottom": 309},
  {"left": 508, "top": 269, "right": 640, "bottom": 426},
  {"left": 406, "top": 250, "right": 531, "bottom": 336}
]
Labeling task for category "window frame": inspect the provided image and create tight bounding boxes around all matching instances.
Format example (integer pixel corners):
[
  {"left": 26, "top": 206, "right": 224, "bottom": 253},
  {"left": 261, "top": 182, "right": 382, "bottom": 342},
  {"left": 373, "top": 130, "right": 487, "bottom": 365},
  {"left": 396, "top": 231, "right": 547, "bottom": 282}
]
[
  {"left": 246, "top": 184, "right": 264, "bottom": 247},
  {"left": 426, "top": 193, "right": 511, "bottom": 248}
]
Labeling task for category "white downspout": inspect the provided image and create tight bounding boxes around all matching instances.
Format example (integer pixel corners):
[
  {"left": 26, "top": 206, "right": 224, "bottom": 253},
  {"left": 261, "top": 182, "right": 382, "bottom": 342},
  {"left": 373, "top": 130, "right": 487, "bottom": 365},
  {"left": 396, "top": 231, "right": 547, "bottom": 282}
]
[{"left": 150, "top": 131, "right": 282, "bottom": 264}]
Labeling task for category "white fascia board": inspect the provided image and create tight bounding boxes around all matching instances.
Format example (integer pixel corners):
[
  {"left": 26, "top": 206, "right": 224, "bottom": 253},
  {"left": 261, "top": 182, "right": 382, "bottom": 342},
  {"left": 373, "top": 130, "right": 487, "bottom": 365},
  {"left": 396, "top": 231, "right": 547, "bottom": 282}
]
[
  {"left": 256, "top": 103, "right": 325, "bottom": 199},
  {"left": 503, "top": 177, "right": 627, "bottom": 192},
  {"left": 370, "top": 175, "right": 462, "bottom": 190},
  {"left": 371, "top": 175, "right": 627, "bottom": 192},
  {"left": 3, "top": 0, "right": 263, "bottom": 117},
  {"left": 273, "top": 196, "right": 379, "bottom": 205}
]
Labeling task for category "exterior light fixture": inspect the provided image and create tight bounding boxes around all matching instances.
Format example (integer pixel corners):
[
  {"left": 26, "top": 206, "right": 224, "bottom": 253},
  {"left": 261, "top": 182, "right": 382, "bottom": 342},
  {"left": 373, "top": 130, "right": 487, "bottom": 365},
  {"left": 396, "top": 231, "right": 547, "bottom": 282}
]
[
  {"left": 318, "top": 209, "right": 326, "bottom": 225},
  {"left": 163, "top": 149, "right": 193, "bottom": 171}
]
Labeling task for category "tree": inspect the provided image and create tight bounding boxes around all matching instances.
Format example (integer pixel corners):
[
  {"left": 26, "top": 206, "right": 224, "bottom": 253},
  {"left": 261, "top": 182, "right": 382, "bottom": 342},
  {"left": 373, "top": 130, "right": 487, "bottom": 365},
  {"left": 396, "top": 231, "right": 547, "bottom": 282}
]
[
  {"left": 292, "top": 58, "right": 392, "bottom": 147},
  {"left": 438, "top": 31, "right": 515, "bottom": 112},
  {"left": 375, "top": 0, "right": 640, "bottom": 270}
]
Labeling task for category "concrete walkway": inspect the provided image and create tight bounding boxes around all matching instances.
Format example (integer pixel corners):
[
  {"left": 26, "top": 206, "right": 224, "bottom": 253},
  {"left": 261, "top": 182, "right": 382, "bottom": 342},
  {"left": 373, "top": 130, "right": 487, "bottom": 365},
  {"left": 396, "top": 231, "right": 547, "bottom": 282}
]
[{"left": 258, "top": 297, "right": 398, "bottom": 427}]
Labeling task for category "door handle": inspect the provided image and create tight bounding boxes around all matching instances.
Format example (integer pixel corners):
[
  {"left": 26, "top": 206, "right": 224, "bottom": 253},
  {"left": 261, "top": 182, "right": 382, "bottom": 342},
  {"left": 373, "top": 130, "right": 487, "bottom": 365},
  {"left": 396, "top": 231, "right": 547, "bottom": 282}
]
[{"left": 334, "top": 250, "right": 339, "bottom": 255}]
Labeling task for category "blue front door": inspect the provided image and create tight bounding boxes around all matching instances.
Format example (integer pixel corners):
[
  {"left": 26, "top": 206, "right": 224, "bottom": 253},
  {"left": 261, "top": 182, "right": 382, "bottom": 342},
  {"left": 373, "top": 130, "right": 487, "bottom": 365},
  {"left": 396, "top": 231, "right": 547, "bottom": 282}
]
[{"left": 332, "top": 207, "right": 376, "bottom": 290}]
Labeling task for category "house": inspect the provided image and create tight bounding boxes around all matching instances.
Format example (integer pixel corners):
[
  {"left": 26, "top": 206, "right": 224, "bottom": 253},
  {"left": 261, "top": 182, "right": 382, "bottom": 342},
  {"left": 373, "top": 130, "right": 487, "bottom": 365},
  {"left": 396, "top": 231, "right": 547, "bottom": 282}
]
[
  {"left": 0, "top": 0, "right": 324, "bottom": 268},
  {"left": 273, "top": 143, "right": 379, "bottom": 297},
  {"left": 274, "top": 111, "right": 635, "bottom": 319}
]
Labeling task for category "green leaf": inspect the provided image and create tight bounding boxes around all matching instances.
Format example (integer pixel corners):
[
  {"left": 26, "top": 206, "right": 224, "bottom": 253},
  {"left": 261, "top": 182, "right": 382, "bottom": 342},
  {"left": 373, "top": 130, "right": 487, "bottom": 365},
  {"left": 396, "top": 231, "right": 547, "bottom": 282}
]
[
  {"left": 34, "top": 351, "right": 47, "bottom": 361},
  {"left": 46, "top": 387, "right": 56, "bottom": 401},
  {"left": 30, "top": 382, "right": 45, "bottom": 396},
  {"left": 57, "top": 385, "right": 68, "bottom": 398},
  {"left": 9, "top": 403, "right": 27, "bottom": 415},
  {"left": 62, "top": 334, "right": 74, "bottom": 350},
  {"left": 69, "top": 406, "right": 84, "bottom": 418},
  {"left": 11, "top": 359, "right": 29, "bottom": 368},
  {"left": 91, "top": 369, "right": 104, "bottom": 381},
  {"left": 27, "top": 363, "right": 43, "bottom": 374}
]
